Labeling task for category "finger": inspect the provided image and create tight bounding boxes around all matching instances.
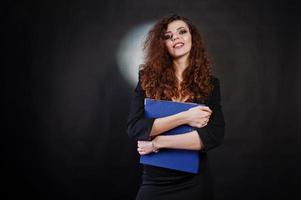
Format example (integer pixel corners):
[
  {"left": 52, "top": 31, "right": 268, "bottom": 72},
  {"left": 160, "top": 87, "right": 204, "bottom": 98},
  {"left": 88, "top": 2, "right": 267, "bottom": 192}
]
[
  {"left": 200, "top": 106, "right": 212, "bottom": 113},
  {"left": 138, "top": 141, "right": 145, "bottom": 145},
  {"left": 138, "top": 141, "right": 148, "bottom": 147},
  {"left": 195, "top": 121, "right": 204, "bottom": 128},
  {"left": 199, "top": 116, "right": 209, "bottom": 122},
  {"left": 203, "top": 113, "right": 211, "bottom": 118},
  {"left": 137, "top": 147, "right": 144, "bottom": 152},
  {"left": 204, "top": 112, "right": 212, "bottom": 118},
  {"left": 138, "top": 142, "right": 145, "bottom": 147},
  {"left": 138, "top": 147, "right": 147, "bottom": 154}
]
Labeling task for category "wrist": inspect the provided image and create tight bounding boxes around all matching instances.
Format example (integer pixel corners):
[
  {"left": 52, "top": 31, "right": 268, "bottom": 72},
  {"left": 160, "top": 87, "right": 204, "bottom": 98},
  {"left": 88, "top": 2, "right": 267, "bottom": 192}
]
[
  {"left": 152, "top": 136, "right": 161, "bottom": 151},
  {"left": 177, "top": 111, "right": 189, "bottom": 124},
  {"left": 152, "top": 139, "right": 159, "bottom": 153}
]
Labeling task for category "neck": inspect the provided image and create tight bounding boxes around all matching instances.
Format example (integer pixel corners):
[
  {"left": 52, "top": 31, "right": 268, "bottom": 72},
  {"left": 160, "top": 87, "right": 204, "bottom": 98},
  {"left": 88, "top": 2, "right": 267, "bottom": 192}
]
[{"left": 173, "top": 54, "right": 189, "bottom": 80}]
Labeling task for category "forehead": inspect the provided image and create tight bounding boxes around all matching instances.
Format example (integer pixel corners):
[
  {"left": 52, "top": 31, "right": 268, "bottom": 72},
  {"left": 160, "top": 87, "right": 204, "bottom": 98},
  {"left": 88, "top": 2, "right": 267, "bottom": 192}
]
[{"left": 166, "top": 20, "right": 189, "bottom": 32}]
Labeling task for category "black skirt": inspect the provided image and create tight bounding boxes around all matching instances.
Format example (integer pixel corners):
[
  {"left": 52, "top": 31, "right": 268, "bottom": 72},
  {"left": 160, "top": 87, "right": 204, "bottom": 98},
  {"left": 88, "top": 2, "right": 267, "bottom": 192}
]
[{"left": 135, "top": 153, "right": 213, "bottom": 200}]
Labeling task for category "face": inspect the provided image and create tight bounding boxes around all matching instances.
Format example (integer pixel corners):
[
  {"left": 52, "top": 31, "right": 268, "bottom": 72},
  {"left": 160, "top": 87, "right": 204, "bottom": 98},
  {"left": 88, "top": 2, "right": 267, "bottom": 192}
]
[{"left": 163, "top": 20, "right": 192, "bottom": 59}]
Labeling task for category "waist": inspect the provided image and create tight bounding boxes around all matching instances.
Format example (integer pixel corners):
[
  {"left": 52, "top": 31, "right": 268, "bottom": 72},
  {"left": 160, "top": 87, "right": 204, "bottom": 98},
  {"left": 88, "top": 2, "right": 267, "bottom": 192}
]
[{"left": 141, "top": 152, "right": 207, "bottom": 185}]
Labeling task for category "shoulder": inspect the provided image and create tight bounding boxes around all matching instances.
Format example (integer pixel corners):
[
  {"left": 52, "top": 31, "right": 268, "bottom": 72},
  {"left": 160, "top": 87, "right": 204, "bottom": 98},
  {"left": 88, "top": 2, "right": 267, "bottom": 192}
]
[
  {"left": 202, "top": 75, "right": 222, "bottom": 105},
  {"left": 134, "top": 77, "right": 147, "bottom": 97}
]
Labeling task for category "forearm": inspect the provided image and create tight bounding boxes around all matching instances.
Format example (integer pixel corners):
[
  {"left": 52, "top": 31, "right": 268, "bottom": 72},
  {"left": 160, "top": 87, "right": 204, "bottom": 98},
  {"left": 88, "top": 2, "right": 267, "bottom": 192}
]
[
  {"left": 149, "top": 112, "right": 188, "bottom": 137},
  {"left": 153, "top": 130, "right": 204, "bottom": 150}
]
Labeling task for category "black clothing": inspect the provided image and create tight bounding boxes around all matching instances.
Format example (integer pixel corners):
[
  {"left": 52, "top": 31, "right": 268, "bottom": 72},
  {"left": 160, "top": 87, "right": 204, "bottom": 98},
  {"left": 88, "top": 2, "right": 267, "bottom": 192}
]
[{"left": 126, "top": 76, "right": 225, "bottom": 200}]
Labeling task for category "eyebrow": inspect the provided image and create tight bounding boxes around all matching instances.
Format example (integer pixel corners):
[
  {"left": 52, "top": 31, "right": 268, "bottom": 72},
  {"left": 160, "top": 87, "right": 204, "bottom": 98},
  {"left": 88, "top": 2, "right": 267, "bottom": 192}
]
[{"left": 165, "top": 27, "right": 186, "bottom": 34}]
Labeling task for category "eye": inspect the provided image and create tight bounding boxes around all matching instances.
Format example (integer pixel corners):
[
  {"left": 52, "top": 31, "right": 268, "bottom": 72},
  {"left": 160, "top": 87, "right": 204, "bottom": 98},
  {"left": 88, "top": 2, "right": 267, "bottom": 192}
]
[
  {"left": 179, "top": 29, "right": 187, "bottom": 35},
  {"left": 163, "top": 34, "right": 173, "bottom": 40}
]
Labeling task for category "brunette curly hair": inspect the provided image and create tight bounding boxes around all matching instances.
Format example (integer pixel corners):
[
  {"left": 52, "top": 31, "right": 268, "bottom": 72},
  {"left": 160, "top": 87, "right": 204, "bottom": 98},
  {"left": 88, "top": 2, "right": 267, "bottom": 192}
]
[{"left": 139, "top": 14, "right": 214, "bottom": 103}]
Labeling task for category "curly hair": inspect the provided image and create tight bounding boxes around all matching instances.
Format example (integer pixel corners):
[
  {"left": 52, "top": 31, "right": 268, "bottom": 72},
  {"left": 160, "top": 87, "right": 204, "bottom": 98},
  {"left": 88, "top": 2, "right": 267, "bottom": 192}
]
[{"left": 139, "top": 14, "right": 213, "bottom": 103}]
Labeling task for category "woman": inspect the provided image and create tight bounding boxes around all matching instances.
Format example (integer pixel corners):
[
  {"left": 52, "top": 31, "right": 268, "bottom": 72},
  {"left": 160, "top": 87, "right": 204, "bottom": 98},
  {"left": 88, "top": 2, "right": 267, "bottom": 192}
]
[{"left": 126, "top": 14, "right": 225, "bottom": 200}]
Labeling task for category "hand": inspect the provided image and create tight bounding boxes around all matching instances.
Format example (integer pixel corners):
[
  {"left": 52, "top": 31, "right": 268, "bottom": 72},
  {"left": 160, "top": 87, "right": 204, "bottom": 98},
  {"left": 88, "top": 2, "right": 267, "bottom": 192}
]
[
  {"left": 184, "top": 106, "right": 212, "bottom": 128},
  {"left": 137, "top": 140, "right": 159, "bottom": 155}
]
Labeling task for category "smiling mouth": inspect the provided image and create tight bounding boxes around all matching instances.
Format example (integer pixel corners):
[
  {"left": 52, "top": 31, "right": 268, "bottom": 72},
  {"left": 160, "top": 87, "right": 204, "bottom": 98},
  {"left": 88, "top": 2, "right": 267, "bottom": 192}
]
[{"left": 173, "top": 42, "right": 184, "bottom": 49}]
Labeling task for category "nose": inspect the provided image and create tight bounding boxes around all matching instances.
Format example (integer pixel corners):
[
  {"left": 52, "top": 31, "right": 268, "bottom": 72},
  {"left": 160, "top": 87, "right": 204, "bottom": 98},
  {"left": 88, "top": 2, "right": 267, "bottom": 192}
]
[{"left": 171, "top": 34, "right": 179, "bottom": 41}]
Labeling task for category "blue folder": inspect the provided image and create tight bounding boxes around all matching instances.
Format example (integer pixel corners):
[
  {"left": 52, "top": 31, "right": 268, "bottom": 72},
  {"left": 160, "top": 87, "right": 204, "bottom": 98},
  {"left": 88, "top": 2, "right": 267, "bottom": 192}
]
[{"left": 140, "top": 98, "right": 204, "bottom": 173}]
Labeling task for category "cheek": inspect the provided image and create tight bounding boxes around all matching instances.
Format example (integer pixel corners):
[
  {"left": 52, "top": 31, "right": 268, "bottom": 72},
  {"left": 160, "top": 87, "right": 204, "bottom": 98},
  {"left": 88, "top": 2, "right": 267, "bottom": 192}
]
[
  {"left": 185, "top": 37, "right": 192, "bottom": 50},
  {"left": 185, "top": 35, "right": 192, "bottom": 45},
  {"left": 165, "top": 41, "right": 173, "bottom": 52}
]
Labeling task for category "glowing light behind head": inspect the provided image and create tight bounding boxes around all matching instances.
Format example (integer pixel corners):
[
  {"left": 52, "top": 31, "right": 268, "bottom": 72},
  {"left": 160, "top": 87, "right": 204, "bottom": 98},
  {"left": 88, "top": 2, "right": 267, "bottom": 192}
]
[{"left": 117, "top": 22, "right": 154, "bottom": 87}]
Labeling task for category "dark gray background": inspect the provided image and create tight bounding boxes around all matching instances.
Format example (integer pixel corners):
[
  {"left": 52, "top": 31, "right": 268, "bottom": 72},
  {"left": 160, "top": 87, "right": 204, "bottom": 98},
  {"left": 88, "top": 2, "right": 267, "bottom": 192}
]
[{"left": 4, "top": 0, "right": 301, "bottom": 199}]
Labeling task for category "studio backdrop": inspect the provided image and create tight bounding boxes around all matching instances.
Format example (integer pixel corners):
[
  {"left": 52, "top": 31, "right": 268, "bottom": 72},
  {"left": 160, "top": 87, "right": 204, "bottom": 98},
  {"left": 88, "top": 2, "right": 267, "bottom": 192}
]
[{"left": 4, "top": 0, "right": 301, "bottom": 200}]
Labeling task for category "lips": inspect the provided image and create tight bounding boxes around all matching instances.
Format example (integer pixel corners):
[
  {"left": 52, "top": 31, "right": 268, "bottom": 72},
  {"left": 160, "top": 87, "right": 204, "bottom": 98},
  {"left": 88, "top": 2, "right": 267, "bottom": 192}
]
[{"left": 173, "top": 42, "right": 184, "bottom": 48}]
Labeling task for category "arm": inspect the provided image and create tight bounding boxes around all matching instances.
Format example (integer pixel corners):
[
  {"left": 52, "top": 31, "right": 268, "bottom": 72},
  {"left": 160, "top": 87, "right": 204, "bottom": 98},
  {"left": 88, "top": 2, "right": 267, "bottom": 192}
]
[
  {"left": 196, "top": 77, "right": 225, "bottom": 151},
  {"left": 137, "top": 77, "right": 225, "bottom": 154},
  {"left": 126, "top": 80, "right": 155, "bottom": 140},
  {"left": 126, "top": 79, "right": 211, "bottom": 140},
  {"left": 149, "top": 112, "right": 188, "bottom": 137},
  {"left": 137, "top": 130, "right": 203, "bottom": 155},
  {"left": 149, "top": 106, "right": 211, "bottom": 137},
  {"left": 126, "top": 79, "right": 190, "bottom": 140},
  {"left": 153, "top": 130, "right": 203, "bottom": 150}
]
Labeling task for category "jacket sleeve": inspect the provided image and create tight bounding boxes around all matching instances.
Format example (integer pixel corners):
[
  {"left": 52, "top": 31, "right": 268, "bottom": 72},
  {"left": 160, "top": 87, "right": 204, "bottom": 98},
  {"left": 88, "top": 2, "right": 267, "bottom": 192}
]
[
  {"left": 196, "top": 77, "right": 225, "bottom": 151},
  {"left": 126, "top": 80, "right": 155, "bottom": 140}
]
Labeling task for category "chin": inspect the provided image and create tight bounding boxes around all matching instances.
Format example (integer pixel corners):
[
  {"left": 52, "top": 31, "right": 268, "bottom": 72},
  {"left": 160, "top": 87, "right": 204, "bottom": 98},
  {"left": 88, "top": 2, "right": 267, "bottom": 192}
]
[{"left": 171, "top": 51, "right": 190, "bottom": 59}]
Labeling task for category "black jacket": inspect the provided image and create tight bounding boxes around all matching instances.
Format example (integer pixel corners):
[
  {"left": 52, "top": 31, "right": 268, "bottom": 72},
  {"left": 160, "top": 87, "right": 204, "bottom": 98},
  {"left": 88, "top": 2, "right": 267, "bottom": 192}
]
[{"left": 126, "top": 76, "right": 225, "bottom": 152}]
